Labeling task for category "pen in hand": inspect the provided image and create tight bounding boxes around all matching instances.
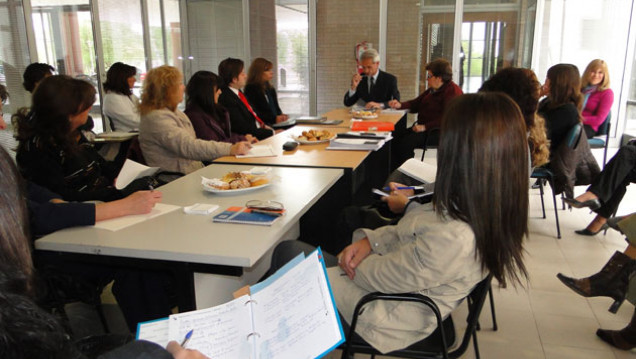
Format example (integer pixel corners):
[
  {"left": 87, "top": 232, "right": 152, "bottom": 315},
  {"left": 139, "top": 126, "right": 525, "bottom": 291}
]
[
  {"left": 181, "top": 329, "right": 194, "bottom": 348},
  {"left": 382, "top": 186, "right": 424, "bottom": 191}
]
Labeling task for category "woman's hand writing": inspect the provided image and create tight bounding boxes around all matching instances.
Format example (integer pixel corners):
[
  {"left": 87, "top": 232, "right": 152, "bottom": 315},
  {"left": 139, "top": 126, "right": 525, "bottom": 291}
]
[
  {"left": 166, "top": 341, "right": 210, "bottom": 359},
  {"left": 230, "top": 141, "right": 252, "bottom": 155},
  {"left": 388, "top": 100, "right": 401, "bottom": 109},
  {"left": 244, "top": 134, "right": 259, "bottom": 144}
]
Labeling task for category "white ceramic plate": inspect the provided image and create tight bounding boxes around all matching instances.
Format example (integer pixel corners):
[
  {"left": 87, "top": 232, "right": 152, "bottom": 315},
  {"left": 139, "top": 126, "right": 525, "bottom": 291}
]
[
  {"left": 202, "top": 182, "right": 270, "bottom": 195},
  {"left": 351, "top": 112, "right": 379, "bottom": 119},
  {"left": 292, "top": 135, "right": 335, "bottom": 144}
]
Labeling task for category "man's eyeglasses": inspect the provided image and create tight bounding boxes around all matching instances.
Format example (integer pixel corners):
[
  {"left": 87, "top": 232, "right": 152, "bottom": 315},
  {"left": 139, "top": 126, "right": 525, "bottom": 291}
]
[{"left": 245, "top": 200, "right": 284, "bottom": 211}]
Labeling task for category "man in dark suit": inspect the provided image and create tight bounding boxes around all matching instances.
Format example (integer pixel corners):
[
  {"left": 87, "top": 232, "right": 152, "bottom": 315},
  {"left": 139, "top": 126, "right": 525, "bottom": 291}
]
[
  {"left": 218, "top": 58, "right": 274, "bottom": 140},
  {"left": 343, "top": 48, "right": 400, "bottom": 109}
]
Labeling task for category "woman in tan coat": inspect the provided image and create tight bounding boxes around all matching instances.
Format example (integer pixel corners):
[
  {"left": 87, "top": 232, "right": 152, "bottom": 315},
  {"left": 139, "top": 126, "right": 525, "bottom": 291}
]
[{"left": 139, "top": 65, "right": 250, "bottom": 174}]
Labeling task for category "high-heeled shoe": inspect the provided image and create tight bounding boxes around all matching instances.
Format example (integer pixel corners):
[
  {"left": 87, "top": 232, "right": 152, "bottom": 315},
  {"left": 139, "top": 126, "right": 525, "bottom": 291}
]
[
  {"left": 597, "top": 308, "right": 636, "bottom": 350},
  {"left": 556, "top": 251, "right": 635, "bottom": 313},
  {"left": 563, "top": 197, "right": 602, "bottom": 210},
  {"left": 575, "top": 223, "right": 609, "bottom": 236}
]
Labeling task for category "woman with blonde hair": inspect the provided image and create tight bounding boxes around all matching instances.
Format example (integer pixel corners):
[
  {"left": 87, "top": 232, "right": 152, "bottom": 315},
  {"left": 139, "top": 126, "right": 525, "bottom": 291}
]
[
  {"left": 581, "top": 59, "right": 614, "bottom": 138},
  {"left": 244, "top": 58, "right": 288, "bottom": 125},
  {"left": 139, "top": 65, "right": 250, "bottom": 174}
]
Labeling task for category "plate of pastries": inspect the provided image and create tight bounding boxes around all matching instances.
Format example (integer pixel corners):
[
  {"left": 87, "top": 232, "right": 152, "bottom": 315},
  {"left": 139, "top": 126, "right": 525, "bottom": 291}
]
[
  {"left": 292, "top": 129, "right": 335, "bottom": 144},
  {"left": 201, "top": 171, "right": 270, "bottom": 194}
]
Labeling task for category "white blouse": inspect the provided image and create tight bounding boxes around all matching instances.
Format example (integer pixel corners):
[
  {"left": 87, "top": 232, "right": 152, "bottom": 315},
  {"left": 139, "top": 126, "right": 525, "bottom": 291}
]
[{"left": 103, "top": 92, "right": 140, "bottom": 132}]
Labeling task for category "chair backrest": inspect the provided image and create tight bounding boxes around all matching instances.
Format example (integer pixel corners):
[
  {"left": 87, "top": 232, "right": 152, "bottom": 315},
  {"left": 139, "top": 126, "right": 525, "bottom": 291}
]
[
  {"left": 596, "top": 111, "right": 611, "bottom": 136},
  {"left": 564, "top": 122, "right": 583, "bottom": 149},
  {"left": 449, "top": 274, "right": 493, "bottom": 357}
]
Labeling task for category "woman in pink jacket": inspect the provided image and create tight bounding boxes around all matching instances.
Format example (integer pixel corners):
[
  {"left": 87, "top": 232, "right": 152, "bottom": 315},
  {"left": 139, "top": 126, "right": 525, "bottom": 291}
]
[{"left": 581, "top": 59, "right": 614, "bottom": 138}]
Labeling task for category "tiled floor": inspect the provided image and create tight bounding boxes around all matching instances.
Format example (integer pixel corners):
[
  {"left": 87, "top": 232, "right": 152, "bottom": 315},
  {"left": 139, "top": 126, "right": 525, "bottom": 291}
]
[
  {"left": 70, "top": 148, "right": 636, "bottom": 358},
  {"left": 325, "top": 147, "right": 636, "bottom": 358}
]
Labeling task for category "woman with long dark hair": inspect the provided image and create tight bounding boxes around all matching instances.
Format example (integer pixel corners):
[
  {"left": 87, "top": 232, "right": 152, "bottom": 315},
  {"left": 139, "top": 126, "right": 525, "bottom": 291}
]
[
  {"left": 184, "top": 71, "right": 257, "bottom": 144},
  {"left": 272, "top": 92, "right": 529, "bottom": 354},
  {"left": 244, "top": 58, "right": 288, "bottom": 125},
  {"left": 102, "top": 62, "right": 140, "bottom": 132},
  {"left": 15, "top": 75, "right": 151, "bottom": 202}
]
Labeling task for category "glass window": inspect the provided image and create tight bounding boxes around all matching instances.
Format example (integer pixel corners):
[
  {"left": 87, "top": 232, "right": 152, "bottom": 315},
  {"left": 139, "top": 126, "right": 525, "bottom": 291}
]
[
  {"left": 148, "top": 0, "right": 182, "bottom": 69},
  {"left": 186, "top": 0, "right": 244, "bottom": 79},
  {"left": 0, "top": 0, "right": 31, "bottom": 112},
  {"left": 97, "top": 0, "right": 145, "bottom": 98},
  {"left": 418, "top": 0, "right": 457, "bottom": 93},
  {"left": 31, "top": 0, "right": 103, "bottom": 131},
  {"left": 275, "top": 0, "right": 309, "bottom": 116}
]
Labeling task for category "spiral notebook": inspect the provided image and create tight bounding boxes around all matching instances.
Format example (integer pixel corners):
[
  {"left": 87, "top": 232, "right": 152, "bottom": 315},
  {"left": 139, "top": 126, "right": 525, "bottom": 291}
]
[{"left": 136, "top": 249, "right": 344, "bottom": 359}]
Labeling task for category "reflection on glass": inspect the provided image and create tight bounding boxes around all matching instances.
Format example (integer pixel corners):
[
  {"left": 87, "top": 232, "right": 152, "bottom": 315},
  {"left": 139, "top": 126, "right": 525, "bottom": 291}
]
[
  {"left": 420, "top": 0, "right": 456, "bottom": 93},
  {"left": 275, "top": 0, "right": 309, "bottom": 116}
]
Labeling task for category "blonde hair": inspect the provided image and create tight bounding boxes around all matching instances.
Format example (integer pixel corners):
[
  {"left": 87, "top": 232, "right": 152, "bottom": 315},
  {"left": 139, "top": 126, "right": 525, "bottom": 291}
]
[
  {"left": 529, "top": 115, "right": 550, "bottom": 167},
  {"left": 581, "top": 59, "right": 610, "bottom": 91},
  {"left": 139, "top": 65, "right": 182, "bottom": 115}
]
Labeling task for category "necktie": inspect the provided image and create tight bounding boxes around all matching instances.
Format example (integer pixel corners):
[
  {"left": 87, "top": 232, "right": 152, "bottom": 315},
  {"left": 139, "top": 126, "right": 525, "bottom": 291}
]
[
  {"left": 238, "top": 91, "right": 266, "bottom": 128},
  {"left": 369, "top": 77, "right": 375, "bottom": 94}
]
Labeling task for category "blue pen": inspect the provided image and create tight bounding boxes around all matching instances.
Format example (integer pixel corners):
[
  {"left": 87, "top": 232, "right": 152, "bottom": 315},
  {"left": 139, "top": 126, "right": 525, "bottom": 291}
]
[{"left": 180, "top": 329, "right": 194, "bottom": 348}]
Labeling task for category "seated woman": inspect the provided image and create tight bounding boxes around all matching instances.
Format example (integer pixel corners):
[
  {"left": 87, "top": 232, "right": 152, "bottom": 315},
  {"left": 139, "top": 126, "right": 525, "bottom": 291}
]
[
  {"left": 538, "top": 64, "right": 600, "bottom": 198},
  {"left": 479, "top": 67, "right": 550, "bottom": 169},
  {"left": 139, "top": 65, "right": 251, "bottom": 174},
  {"left": 102, "top": 62, "right": 141, "bottom": 132},
  {"left": 272, "top": 92, "right": 529, "bottom": 354},
  {"left": 244, "top": 58, "right": 289, "bottom": 125},
  {"left": 564, "top": 140, "right": 636, "bottom": 235},
  {"left": 22, "top": 62, "right": 55, "bottom": 94},
  {"left": 388, "top": 58, "right": 462, "bottom": 165},
  {"left": 581, "top": 59, "right": 614, "bottom": 138},
  {"left": 0, "top": 147, "right": 204, "bottom": 358},
  {"left": 184, "top": 70, "right": 258, "bottom": 144},
  {"left": 15, "top": 75, "right": 150, "bottom": 202}
]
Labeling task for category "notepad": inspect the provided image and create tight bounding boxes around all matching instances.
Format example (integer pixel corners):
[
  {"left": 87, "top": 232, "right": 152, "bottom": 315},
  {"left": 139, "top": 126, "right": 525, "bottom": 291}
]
[
  {"left": 235, "top": 145, "right": 276, "bottom": 158},
  {"left": 212, "top": 206, "right": 283, "bottom": 226},
  {"left": 137, "top": 249, "right": 344, "bottom": 359}
]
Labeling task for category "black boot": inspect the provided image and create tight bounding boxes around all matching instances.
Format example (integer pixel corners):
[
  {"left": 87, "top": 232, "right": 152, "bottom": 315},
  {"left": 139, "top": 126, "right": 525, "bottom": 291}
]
[
  {"left": 597, "top": 308, "right": 636, "bottom": 350},
  {"left": 556, "top": 251, "right": 635, "bottom": 313}
]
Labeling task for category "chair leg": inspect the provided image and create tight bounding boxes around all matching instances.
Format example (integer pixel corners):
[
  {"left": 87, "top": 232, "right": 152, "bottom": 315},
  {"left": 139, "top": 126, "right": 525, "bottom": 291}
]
[
  {"left": 489, "top": 287, "right": 497, "bottom": 331},
  {"left": 561, "top": 193, "right": 566, "bottom": 210},
  {"left": 538, "top": 179, "right": 546, "bottom": 219},
  {"left": 548, "top": 178, "right": 561, "bottom": 239},
  {"left": 420, "top": 147, "right": 427, "bottom": 161},
  {"left": 472, "top": 330, "right": 481, "bottom": 359}
]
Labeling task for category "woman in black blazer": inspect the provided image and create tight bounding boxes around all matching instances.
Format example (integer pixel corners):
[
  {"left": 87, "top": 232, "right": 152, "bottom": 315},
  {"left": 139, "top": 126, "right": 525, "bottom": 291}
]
[{"left": 244, "top": 58, "right": 289, "bottom": 125}]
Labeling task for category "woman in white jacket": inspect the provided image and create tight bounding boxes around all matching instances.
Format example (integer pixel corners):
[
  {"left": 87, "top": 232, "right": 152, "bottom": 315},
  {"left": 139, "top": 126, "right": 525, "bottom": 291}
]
[{"left": 102, "top": 62, "right": 141, "bottom": 132}]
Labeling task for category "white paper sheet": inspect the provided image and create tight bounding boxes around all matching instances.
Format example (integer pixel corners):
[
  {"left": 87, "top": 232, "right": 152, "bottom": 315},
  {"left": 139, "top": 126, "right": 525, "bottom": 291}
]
[
  {"left": 115, "top": 159, "right": 160, "bottom": 189},
  {"left": 168, "top": 296, "right": 254, "bottom": 359},
  {"left": 136, "top": 318, "right": 170, "bottom": 348},
  {"left": 235, "top": 145, "right": 277, "bottom": 158},
  {"left": 397, "top": 158, "right": 437, "bottom": 183},
  {"left": 93, "top": 203, "right": 181, "bottom": 231},
  {"left": 251, "top": 252, "right": 343, "bottom": 359}
]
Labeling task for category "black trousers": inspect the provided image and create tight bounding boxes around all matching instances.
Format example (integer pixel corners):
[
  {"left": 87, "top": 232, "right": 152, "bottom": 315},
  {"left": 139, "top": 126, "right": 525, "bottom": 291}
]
[
  {"left": 584, "top": 124, "right": 597, "bottom": 139},
  {"left": 589, "top": 141, "right": 636, "bottom": 218}
]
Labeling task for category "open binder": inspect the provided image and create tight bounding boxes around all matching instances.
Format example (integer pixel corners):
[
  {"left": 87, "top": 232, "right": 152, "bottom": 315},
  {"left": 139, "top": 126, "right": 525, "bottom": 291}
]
[{"left": 137, "top": 248, "right": 344, "bottom": 358}]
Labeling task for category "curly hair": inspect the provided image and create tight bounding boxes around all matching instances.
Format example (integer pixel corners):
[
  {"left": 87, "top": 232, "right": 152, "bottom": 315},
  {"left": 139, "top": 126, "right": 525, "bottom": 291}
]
[
  {"left": 581, "top": 59, "right": 611, "bottom": 91},
  {"left": 139, "top": 65, "right": 182, "bottom": 115},
  {"left": 426, "top": 59, "right": 453, "bottom": 82},
  {"left": 479, "top": 67, "right": 550, "bottom": 167},
  {"left": 15, "top": 75, "right": 96, "bottom": 155}
]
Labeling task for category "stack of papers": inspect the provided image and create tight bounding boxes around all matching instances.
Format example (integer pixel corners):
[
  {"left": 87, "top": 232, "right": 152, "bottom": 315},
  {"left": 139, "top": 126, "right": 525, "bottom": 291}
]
[
  {"left": 326, "top": 138, "right": 385, "bottom": 151},
  {"left": 336, "top": 131, "right": 392, "bottom": 141},
  {"left": 235, "top": 145, "right": 277, "bottom": 158}
]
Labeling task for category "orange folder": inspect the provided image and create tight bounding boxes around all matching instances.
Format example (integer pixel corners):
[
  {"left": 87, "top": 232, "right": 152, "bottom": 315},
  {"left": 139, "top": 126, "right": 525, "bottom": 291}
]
[{"left": 350, "top": 121, "right": 395, "bottom": 131}]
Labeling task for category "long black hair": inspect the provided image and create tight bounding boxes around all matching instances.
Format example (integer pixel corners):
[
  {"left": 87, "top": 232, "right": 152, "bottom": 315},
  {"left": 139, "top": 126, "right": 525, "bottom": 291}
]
[
  {"left": 185, "top": 71, "right": 225, "bottom": 121},
  {"left": 434, "top": 93, "right": 529, "bottom": 287},
  {"left": 15, "top": 75, "right": 96, "bottom": 154},
  {"left": 103, "top": 62, "right": 136, "bottom": 96}
]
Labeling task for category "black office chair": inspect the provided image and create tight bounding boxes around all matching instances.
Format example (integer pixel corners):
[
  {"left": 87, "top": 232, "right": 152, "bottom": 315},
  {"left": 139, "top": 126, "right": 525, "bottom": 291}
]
[
  {"left": 532, "top": 122, "right": 583, "bottom": 239},
  {"left": 588, "top": 112, "right": 611, "bottom": 168},
  {"left": 418, "top": 128, "right": 440, "bottom": 161},
  {"left": 340, "top": 274, "right": 494, "bottom": 359}
]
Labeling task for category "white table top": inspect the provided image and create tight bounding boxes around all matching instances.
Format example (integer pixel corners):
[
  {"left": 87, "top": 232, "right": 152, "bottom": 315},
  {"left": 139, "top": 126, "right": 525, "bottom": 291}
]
[{"left": 35, "top": 164, "right": 343, "bottom": 268}]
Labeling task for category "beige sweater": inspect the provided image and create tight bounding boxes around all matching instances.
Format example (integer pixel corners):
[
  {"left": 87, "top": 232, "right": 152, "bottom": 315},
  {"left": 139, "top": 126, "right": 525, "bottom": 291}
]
[{"left": 139, "top": 108, "right": 232, "bottom": 174}]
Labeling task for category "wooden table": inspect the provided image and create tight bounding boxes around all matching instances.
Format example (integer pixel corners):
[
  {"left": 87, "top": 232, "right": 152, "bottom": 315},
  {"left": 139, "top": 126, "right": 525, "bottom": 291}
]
[
  {"left": 321, "top": 108, "right": 407, "bottom": 129},
  {"left": 35, "top": 164, "right": 343, "bottom": 310},
  {"left": 214, "top": 125, "right": 392, "bottom": 253}
]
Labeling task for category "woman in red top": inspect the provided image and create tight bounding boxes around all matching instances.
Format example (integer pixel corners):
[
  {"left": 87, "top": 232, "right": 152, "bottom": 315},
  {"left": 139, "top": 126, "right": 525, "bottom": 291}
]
[
  {"left": 581, "top": 59, "right": 614, "bottom": 138},
  {"left": 389, "top": 58, "right": 462, "bottom": 166}
]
